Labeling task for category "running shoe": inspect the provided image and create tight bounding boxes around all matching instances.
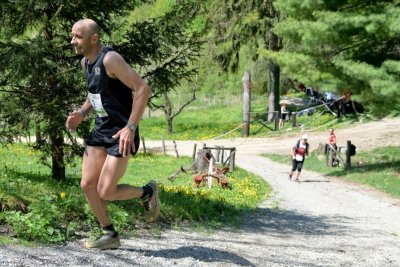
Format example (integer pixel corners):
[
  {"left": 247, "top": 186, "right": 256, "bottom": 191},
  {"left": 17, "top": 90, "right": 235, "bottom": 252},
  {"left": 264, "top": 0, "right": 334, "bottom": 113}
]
[
  {"left": 84, "top": 231, "right": 121, "bottom": 250},
  {"left": 142, "top": 180, "right": 160, "bottom": 223}
]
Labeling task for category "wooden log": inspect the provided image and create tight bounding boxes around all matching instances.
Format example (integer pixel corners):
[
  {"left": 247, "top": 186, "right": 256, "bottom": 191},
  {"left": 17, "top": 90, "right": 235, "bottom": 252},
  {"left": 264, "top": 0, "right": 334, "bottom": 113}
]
[{"left": 168, "top": 148, "right": 212, "bottom": 181}]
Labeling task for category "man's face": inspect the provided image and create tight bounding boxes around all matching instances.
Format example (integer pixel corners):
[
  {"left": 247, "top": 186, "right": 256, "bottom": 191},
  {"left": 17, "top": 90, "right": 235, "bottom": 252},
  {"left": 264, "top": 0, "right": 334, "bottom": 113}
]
[{"left": 70, "top": 23, "right": 92, "bottom": 55}]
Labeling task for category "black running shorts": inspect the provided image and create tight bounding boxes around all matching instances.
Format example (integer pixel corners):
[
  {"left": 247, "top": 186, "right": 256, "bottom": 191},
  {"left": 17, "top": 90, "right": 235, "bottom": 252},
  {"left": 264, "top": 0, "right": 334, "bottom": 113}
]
[
  {"left": 85, "top": 129, "right": 140, "bottom": 157},
  {"left": 291, "top": 159, "right": 304, "bottom": 172}
]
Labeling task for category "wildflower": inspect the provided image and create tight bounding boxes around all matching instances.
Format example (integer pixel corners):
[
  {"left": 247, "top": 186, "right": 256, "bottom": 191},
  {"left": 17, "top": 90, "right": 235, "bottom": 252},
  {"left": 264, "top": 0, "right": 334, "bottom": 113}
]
[{"left": 60, "top": 192, "right": 66, "bottom": 199}]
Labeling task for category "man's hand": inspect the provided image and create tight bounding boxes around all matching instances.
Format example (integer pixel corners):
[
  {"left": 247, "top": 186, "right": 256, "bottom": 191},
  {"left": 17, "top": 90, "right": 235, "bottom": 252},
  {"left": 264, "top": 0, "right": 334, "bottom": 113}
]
[
  {"left": 112, "top": 127, "right": 136, "bottom": 157},
  {"left": 66, "top": 111, "right": 84, "bottom": 132}
]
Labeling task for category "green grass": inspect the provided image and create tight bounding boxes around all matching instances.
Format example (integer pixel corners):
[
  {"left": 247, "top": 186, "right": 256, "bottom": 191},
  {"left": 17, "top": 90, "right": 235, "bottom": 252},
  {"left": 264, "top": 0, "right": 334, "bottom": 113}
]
[
  {"left": 141, "top": 103, "right": 243, "bottom": 140},
  {"left": 140, "top": 93, "right": 373, "bottom": 140},
  {"left": 264, "top": 146, "right": 400, "bottom": 199},
  {"left": 0, "top": 143, "right": 270, "bottom": 245}
]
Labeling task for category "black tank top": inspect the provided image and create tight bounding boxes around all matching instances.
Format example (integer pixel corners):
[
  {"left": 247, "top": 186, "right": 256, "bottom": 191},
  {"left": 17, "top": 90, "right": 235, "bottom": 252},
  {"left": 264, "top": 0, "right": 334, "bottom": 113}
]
[{"left": 84, "top": 46, "right": 139, "bottom": 137}]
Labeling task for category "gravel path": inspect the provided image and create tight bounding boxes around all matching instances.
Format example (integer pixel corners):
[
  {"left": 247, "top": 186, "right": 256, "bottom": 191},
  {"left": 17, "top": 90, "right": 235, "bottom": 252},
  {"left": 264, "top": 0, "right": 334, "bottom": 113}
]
[{"left": 1, "top": 118, "right": 400, "bottom": 266}]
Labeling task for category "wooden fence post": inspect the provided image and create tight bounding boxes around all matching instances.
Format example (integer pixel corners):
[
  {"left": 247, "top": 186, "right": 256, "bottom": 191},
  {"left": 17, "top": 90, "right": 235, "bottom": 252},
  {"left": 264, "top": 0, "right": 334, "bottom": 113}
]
[
  {"left": 325, "top": 143, "right": 333, "bottom": 167},
  {"left": 173, "top": 140, "right": 179, "bottom": 158},
  {"left": 214, "top": 145, "right": 221, "bottom": 163},
  {"left": 162, "top": 137, "right": 166, "bottom": 156},
  {"left": 346, "top": 140, "right": 352, "bottom": 168},
  {"left": 141, "top": 136, "right": 146, "bottom": 154},
  {"left": 192, "top": 143, "right": 197, "bottom": 162},
  {"left": 242, "top": 71, "right": 251, "bottom": 137},
  {"left": 207, "top": 157, "right": 214, "bottom": 188},
  {"left": 229, "top": 149, "right": 236, "bottom": 172},
  {"left": 292, "top": 112, "right": 297, "bottom": 128}
]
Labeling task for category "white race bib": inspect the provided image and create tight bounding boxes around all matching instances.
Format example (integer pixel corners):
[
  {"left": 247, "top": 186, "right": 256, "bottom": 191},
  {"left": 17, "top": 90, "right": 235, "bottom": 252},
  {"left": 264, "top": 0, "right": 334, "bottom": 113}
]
[
  {"left": 89, "top": 93, "right": 108, "bottom": 117},
  {"left": 295, "top": 154, "right": 304, "bottom": 161}
]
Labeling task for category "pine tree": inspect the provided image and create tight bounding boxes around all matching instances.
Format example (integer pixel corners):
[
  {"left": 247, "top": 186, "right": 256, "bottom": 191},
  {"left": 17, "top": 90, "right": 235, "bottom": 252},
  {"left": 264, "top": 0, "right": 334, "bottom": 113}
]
[
  {"left": 265, "top": 0, "right": 400, "bottom": 114},
  {"left": 206, "top": 0, "right": 283, "bottom": 121},
  {"left": 0, "top": 0, "right": 203, "bottom": 179},
  {"left": 116, "top": 0, "right": 204, "bottom": 134}
]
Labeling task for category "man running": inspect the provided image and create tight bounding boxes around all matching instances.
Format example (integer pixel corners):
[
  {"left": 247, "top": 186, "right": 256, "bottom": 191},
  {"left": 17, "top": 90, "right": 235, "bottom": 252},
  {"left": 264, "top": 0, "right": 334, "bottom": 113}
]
[{"left": 66, "top": 19, "right": 159, "bottom": 249}]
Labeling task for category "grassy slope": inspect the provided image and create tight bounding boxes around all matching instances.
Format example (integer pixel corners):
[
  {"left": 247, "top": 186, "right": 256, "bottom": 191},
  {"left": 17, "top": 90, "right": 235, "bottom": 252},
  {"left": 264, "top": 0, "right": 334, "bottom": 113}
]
[
  {"left": 0, "top": 143, "right": 270, "bottom": 244},
  {"left": 265, "top": 146, "right": 400, "bottom": 199}
]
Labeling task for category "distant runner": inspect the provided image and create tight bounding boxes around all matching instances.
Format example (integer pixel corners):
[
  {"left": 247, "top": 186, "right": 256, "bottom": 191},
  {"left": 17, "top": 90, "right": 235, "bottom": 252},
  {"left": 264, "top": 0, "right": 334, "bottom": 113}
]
[{"left": 289, "top": 134, "right": 310, "bottom": 182}]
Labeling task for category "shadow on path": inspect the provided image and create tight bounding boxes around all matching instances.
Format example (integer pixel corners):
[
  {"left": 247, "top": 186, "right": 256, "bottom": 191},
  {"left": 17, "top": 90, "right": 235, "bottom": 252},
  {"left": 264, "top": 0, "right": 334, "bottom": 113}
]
[
  {"left": 123, "top": 245, "right": 255, "bottom": 267},
  {"left": 240, "top": 207, "right": 352, "bottom": 237},
  {"left": 300, "top": 179, "right": 331, "bottom": 183}
]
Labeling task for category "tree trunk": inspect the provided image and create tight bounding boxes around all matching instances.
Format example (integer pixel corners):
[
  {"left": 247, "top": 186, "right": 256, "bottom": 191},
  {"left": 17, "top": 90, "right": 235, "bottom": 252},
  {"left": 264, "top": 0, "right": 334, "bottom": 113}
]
[
  {"left": 50, "top": 130, "right": 65, "bottom": 180},
  {"left": 166, "top": 118, "right": 173, "bottom": 134},
  {"left": 267, "top": 29, "right": 282, "bottom": 122},
  {"left": 163, "top": 92, "right": 174, "bottom": 134},
  {"left": 268, "top": 61, "right": 280, "bottom": 121},
  {"left": 35, "top": 120, "right": 42, "bottom": 144}
]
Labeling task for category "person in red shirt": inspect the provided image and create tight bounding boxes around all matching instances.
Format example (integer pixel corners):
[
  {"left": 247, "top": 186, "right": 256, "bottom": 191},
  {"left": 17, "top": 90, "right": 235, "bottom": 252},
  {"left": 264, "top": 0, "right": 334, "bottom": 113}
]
[
  {"left": 328, "top": 128, "right": 338, "bottom": 166},
  {"left": 289, "top": 134, "right": 309, "bottom": 182}
]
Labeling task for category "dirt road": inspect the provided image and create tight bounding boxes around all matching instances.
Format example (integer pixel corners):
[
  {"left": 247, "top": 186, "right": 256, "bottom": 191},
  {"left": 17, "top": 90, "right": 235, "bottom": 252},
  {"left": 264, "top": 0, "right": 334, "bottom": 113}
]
[{"left": 1, "top": 117, "right": 399, "bottom": 266}]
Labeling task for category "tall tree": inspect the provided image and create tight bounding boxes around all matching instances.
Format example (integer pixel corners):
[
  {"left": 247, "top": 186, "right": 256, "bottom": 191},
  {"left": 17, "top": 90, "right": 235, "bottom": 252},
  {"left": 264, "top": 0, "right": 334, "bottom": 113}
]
[
  {"left": 0, "top": 0, "right": 132, "bottom": 180},
  {"left": 206, "top": 0, "right": 282, "bottom": 121},
  {"left": 265, "top": 0, "right": 400, "bottom": 114},
  {"left": 0, "top": 0, "right": 203, "bottom": 179},
  {"left": 116, "top": 0, "right": 204, "bottom": 134}
]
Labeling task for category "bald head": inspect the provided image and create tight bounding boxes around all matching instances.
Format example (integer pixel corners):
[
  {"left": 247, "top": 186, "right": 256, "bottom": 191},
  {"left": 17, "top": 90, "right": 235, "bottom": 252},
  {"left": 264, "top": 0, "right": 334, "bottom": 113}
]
[
  {"left": 73, "top": 19, "right": 100, "bottom": 36},
  {"left": 71, "top": 19, "right": 101, "bottom": 56}
]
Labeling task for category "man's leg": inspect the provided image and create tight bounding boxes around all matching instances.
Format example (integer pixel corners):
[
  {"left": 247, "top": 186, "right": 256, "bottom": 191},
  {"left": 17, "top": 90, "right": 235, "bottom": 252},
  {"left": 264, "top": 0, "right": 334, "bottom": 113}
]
[
  {"left": 82, "top": 146, "right": 149, "bottom": 249},
  {"left": 81, "top": 146, "right": 111, "bottom": 227},
  {"left": 81, "top": 146, "right": 123, "bottom": 249},
  {"left": 289, "top": 159, "right": 297, "bottom": 180},
  {"left": 98, "top": 155, "right": 160, "bottom": 223},
  {"left": 97, "top": 154, "right": 144, "bottom": 202},
  {"left": 294, "top": 162, "right": 303, "bottom": 182}
]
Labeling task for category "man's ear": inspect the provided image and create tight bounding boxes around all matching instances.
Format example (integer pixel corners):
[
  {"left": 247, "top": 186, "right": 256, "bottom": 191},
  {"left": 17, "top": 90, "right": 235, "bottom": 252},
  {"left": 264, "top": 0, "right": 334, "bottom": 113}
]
[{"left": 91, "top": 33, "right": 99, "bottom": 44}]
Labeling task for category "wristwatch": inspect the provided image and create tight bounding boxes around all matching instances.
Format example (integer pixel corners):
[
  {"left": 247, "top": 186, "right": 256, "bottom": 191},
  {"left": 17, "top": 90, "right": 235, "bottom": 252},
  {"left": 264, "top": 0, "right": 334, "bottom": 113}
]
[{"left": 127, "top": 122, "right": 137, "bottom": 132}]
